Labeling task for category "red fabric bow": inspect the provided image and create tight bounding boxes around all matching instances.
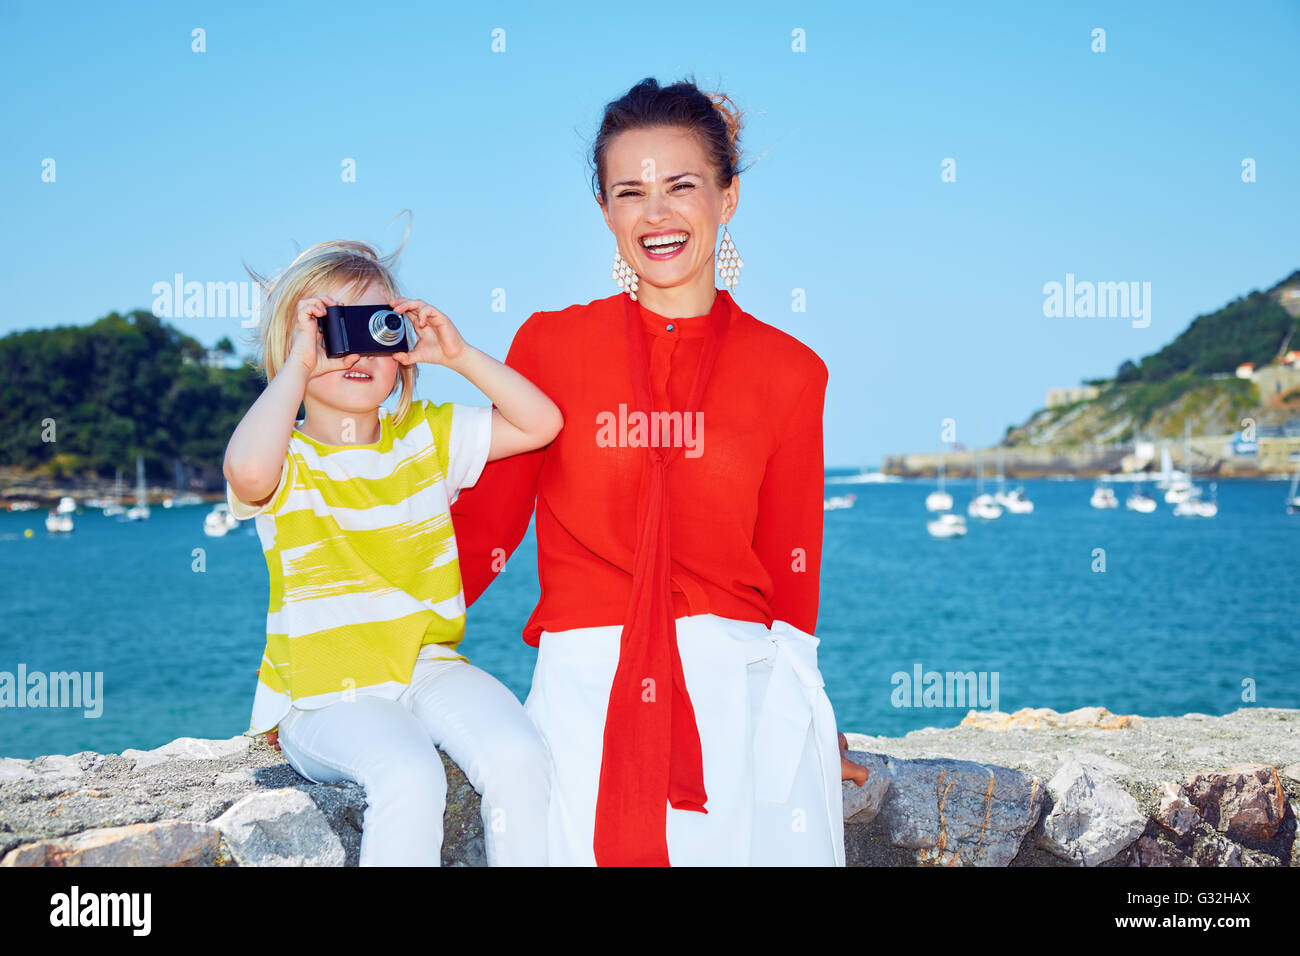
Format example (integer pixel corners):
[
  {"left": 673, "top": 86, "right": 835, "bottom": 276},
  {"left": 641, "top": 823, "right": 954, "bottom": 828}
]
[{"left": 592, "top": 289, "right": 733, "bottom": 866}]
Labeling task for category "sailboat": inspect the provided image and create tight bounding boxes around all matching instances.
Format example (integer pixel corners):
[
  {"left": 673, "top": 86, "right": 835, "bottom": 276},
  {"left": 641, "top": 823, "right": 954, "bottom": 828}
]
[
  {"left": 1174, "top": 481, "right": 1218, "bottom": 518},
  {"left": 927, "top": 512, "right": 968, "bottom": 538},
  {"left": 1286, "top": 465, "right": 1300, "bottom": 515},
  {"left": 1163, "top": 423, "right": 1199, "bottom": 504},
  {"left": 967, "top": 450, "right": 1003, "bottom": 520},
  {"left": 925, "top": 457, "right": 953, "bottom": 512},
  {"left": 45, "top": 509, "right": 74, "bottom": 533},
  {"left": 203, "top": 503, "right": 241, "bottom": 537},
  {"left": 993, "top": 447, "right": 1034, "bottom": 514},
  {"left": 102, "top": 468, "right": 126, "bottom": 517},
  {"left": 1125, "top": 482, "right": 1157, "bottom": 513},
  {"left": 163, "top": 459, "right": 203, "bottom": 508},
  {"left": 125, "top": 455, "right": 150, "bottom": 521},
  {"left": 1090, "top": 483, "right": 1118, "bottom": 509}
]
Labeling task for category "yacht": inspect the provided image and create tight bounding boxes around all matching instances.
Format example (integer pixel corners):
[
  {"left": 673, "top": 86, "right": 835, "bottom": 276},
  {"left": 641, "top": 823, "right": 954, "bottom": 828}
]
[
  {"left": 55, "top": 496, "right": 77, "bottom": 514},
  {"left": 1125, "top": 484, "right": 1157, "bottom": 513},
  {"left": 967, "top": 450, "right": 1003, "bottom": 520},
  {"left": 1174, "top": 482, "right": 1218, "bottom": 518},
  {"left": 1090, "top": 484, "right": 1118, "bottom": 509},
  {"left": 925, "top": 457, "right": 953, "bottom": 512},
  {"left": 823, "top": 493, "right": 857, "bottom": 511},
  {"left": 102, "top": 468, "right": 126, "bottom": 517},
  {"left": 45, "top": 510, "right": 74, "bottom": 533},
  {"left": 125, "top": 455, "right": 151, "bottom": 521},
  {"left": 926, "top": 512, "right": 967, "bottom": 538},
  {"left": 163, "top": 460, "right": 204, "bottom": 508},
  {"left": 1286, "top": 466, "right": 1300, "bottom": 515},
  {"left": 203, "top": 503, "right": 241, "bottom": 537},
  {"left": 992, "top": 448, "right": 1033, "bottom": 513}
]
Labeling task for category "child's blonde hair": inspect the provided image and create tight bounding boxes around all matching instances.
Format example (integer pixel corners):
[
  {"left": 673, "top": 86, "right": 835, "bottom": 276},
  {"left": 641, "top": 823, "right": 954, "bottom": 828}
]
[{"left": 248, "top": 238, "right": 417, "bottom": 424}]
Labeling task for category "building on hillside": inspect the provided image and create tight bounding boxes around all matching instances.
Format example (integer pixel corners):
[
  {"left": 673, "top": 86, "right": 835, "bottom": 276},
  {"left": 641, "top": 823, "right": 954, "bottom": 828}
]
[
  {"left": 1236, "top": 362, "right": 1256, "bottom": 379},
  {"left": 1045, "top": 385, "right": 1099, "bottom": 409}
]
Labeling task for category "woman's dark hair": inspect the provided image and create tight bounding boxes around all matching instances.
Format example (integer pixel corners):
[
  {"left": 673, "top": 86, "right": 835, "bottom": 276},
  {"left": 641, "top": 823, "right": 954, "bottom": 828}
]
[{"left": 591, "top": 76, "right": 744, "bottom": 201}]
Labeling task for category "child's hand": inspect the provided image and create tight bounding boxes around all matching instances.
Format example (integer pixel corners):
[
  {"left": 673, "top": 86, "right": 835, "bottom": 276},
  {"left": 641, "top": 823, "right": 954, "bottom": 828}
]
[
  {"left": 288, "top": 296, "right": 361, "bottom": 378},
  {"left": 390, "top": 297, "right": 469, "bottom": 369}
]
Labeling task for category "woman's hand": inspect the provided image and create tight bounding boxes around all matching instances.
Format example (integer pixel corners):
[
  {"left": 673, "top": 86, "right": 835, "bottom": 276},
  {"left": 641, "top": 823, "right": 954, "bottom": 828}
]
[
  {"left": 840, "top": 732, "right": 869, "bottom": 786},
  {"left": 389, "top": 297, "right": 469, "bottom": 369},
  {"left": 287, "top": 296, "right": 361, "bottom": 378}
]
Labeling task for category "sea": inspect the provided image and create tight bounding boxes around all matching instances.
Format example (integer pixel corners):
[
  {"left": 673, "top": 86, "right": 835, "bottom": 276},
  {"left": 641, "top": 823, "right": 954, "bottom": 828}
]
[{"left": 2, "top": 474, "right": 1297, "bottom": 760}]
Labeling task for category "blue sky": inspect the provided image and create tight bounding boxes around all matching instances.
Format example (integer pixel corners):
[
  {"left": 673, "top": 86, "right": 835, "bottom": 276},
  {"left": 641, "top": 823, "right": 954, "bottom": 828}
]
[{"left": 2, "top": 0, "right": 1297, "bottom": 467}]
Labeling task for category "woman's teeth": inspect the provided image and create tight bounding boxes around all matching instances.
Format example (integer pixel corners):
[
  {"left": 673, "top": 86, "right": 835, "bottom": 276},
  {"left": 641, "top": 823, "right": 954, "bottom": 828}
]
[
  {"left": 641, "top": 232, "right": 689, "bottom": 255},
  {"left": 343, "top": 370, "right": 371, "bottom": 380}
]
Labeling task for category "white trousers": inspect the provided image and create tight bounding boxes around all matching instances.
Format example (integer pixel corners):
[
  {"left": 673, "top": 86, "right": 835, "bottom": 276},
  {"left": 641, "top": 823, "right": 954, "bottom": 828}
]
[
  {"left": 276, "top": 656, "right": 550, "bottom": 866},
  {"left": 524, "top": 613, "right": 845, "bottom": 866}
]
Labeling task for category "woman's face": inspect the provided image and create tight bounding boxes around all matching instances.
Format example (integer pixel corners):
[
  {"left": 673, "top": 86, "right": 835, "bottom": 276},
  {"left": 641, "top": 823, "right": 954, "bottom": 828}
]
[
  {"left": 599, "top": 126, "right": 739, "bottom": 297},
  {"left": 302, "top": 277, "right": 401, "bottom": 419}
]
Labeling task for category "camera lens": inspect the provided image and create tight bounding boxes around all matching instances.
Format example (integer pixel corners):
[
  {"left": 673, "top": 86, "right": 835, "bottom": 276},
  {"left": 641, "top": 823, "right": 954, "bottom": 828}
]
[{"left": 368, "top": 310, "right": 404, "bottom": 345}]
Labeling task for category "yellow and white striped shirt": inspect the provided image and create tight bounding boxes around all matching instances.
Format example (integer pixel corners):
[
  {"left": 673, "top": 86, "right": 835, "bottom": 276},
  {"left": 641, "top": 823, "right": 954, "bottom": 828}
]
[{"left": 227, "top": 400, "right": 495, "bottom": 736}]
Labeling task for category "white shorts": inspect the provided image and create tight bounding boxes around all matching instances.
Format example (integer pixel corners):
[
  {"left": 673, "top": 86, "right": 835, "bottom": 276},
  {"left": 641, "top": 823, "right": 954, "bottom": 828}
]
[{"left": 524, "top": 612, "right": 845, "bottom": 866}]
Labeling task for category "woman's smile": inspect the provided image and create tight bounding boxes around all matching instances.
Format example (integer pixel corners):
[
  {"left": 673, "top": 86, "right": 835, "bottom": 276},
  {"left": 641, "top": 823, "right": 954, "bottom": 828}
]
[{"left": 640, "top": 229, "right": 690, "bottom": 260}]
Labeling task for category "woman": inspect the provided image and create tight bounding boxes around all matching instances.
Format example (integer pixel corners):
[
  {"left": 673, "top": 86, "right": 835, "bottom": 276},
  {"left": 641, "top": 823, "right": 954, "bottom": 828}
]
[{"left": 450, "top": 77, "right": 867, "bottom": 866}]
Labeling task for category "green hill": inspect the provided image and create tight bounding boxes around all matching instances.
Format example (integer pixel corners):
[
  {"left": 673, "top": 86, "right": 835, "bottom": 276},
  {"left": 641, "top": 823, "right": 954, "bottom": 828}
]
[
  {"left": 1009, "top": 269, "right": 1300, "bottom": 446},
  {"left": 0, "top": 311, "right": 263, "bottom": 485}
]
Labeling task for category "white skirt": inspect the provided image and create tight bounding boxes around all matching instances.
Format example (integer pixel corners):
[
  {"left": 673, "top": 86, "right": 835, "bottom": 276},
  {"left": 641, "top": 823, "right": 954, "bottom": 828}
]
[{"left": 524, "top": 612, "right": 845, "bottom": 866}]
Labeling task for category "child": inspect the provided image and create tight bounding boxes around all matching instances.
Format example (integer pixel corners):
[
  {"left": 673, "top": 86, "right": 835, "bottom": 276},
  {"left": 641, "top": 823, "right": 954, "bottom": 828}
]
[{"left": 223, "top": 239, "right": 561, "bottom": 866}]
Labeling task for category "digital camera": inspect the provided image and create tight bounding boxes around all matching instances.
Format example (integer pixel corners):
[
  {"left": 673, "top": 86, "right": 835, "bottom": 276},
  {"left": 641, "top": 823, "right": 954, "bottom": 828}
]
[{"left": 318, "top": 304, "right": 415, "bottom": 357}]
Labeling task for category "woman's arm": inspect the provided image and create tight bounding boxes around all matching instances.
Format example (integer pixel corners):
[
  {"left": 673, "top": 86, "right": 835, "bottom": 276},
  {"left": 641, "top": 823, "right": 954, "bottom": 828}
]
[
  {"left": 752, "top": 357, "right": 868, "bottom": 786},
  {"left": 752, "top": 357, "right": 828, "bottom": 635},
  {"left": 449, "top": 313, "right": 550, "bottom": 606}
]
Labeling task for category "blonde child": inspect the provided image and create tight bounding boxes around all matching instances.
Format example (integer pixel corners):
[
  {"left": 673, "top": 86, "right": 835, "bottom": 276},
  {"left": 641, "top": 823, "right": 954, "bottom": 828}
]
[{"left": 224, "top": 240, "right": 561, "bottom": 866}]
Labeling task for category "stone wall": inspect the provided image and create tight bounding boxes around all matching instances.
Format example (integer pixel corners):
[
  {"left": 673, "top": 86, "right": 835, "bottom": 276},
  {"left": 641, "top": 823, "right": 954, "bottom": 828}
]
[{"left": 3, "top": 707, "right": 1296, "bottom": 867}]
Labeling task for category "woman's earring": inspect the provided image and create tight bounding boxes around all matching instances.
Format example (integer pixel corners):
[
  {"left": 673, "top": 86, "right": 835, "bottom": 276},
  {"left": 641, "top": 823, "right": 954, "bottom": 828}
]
[
  {"left": 717, "top": 226, "right": 743, "bottom": 289},
  {"left": 612, "top": 250, "right": 639, "bottom": 301}
]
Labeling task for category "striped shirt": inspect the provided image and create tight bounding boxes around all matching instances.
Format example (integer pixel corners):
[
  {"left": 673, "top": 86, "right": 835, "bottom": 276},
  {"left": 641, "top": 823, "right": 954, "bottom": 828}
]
[{"left": 227, "top": 400, "right": 495, "bottom": 736}]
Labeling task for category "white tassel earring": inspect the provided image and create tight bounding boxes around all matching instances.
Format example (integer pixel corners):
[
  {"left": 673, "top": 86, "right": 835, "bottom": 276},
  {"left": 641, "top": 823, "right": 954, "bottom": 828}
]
[
  {"left": 612, "top": 250, "right": 639, "bottom": 301},
  {"left": 717, "top": 226, "right": 743, "bottom": 289}
]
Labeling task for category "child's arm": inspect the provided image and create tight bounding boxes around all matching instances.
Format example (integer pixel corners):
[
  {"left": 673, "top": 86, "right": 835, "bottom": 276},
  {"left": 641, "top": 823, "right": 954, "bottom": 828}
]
[
  {"left": 223, "top": 296, "right": 359, "bottom": 505},
  {"left": 391, "top": 297, "right": 563, "bottom": 461}
]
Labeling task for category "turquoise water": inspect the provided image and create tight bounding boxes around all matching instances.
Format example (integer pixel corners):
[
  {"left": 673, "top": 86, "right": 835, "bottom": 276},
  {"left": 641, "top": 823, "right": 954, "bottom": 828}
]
[{"left": 2, "top": 478, "right": 1296, "bottom": 760}]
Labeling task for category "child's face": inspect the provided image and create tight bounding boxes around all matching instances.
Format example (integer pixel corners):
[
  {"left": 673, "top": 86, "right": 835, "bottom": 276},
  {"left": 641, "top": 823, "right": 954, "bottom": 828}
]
[{"left": 303, "top": 277, "right": 401, "bottom": 421}]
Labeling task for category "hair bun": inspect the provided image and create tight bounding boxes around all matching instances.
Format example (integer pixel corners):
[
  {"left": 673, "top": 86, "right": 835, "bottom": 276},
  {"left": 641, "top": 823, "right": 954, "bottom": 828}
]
[{"left": 708, "top": 91, "right": 744, "bottom": 165}]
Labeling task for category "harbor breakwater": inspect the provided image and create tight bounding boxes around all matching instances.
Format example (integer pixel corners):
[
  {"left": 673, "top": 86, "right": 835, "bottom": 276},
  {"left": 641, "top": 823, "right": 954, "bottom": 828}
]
[{"left": 2, "top": 706, "right": 1296, "bottom": 867}]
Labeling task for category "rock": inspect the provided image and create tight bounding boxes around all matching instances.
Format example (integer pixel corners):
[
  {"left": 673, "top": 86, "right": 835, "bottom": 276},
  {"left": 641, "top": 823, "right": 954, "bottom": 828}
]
[
  {"left": 1, "top": 820, "right": 219, "bottom": 866},
  {"left": 871, "top": 756, "right": 1044, "bottom": 866},
  {"left": 1037, "top": 759, "right": 1147, "bottom": 866},
  {"left": 4, "top": 706, "right": 1297, "bottom": 867},
  {"left": 961, "top": 706, "right": 1144, "bottom": 731},
  {"left": 1154, "top": 782, "right": 1201, "bottom": 838},
  {"left": 213, "top": 770, "right": 257, "bottom": 788},
  {"left": 29, "top": 754, "right": 90, "bottom": 782},
  {"left": 1184, "top": 765, "right": 1286, "bottom": 841},
  {"left": 841, "top": 751, "right": 890, "bottom": 824},
  {"left": 212, "top": 788, "right": 345, "bottom": 867},
  {"left": 122, "top": 735, "right": 251, "bottom": 771},
  {"left": 0, "top": 759, "right": 35, "bottom": 784}
]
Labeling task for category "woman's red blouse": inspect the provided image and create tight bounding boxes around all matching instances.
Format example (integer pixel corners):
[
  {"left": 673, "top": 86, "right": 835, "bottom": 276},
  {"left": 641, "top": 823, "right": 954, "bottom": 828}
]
[{"left": 449, "top": 290, "right": 828, "bottom": 642}]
